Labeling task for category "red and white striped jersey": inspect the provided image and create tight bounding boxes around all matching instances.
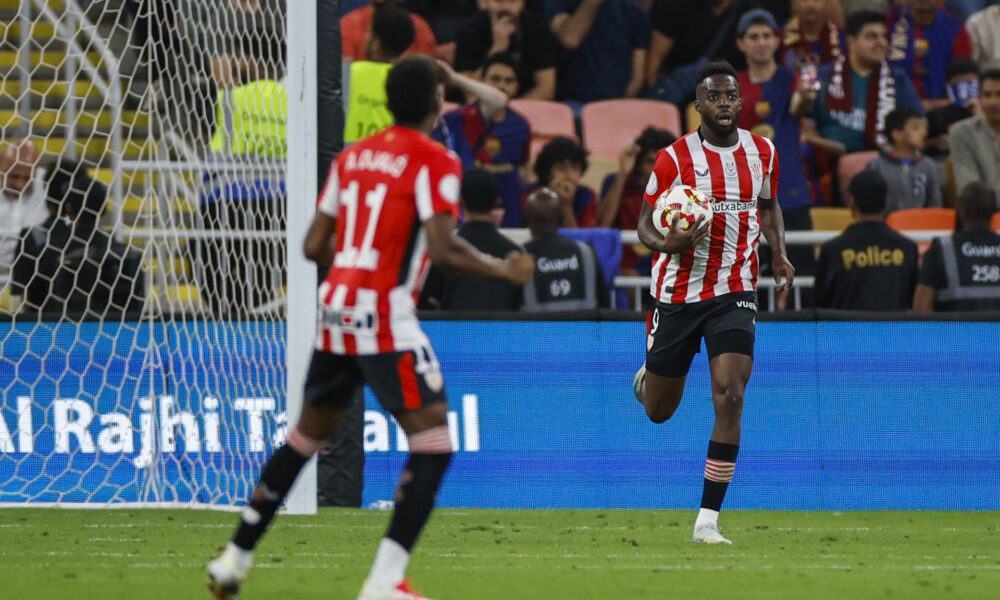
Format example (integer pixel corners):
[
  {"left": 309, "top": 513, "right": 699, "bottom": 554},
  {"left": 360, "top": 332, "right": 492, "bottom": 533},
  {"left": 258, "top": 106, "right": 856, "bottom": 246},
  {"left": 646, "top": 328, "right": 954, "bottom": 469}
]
[
  {"left": 315, "top": 125, "right": 462, "bottom": 354},
  {"left": 643, "top": 129, "right": 779, "bottom": 304}
]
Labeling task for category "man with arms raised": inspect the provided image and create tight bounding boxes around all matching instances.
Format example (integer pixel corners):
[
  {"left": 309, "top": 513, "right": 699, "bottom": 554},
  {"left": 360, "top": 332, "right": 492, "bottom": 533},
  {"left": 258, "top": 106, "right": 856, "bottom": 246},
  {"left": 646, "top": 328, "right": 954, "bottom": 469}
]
[
  {"left": 633, "top": 61, "right": 794, "bottom": 545},
  {"left": 206, "top": 56, "right": 534, "bottom": 600}
]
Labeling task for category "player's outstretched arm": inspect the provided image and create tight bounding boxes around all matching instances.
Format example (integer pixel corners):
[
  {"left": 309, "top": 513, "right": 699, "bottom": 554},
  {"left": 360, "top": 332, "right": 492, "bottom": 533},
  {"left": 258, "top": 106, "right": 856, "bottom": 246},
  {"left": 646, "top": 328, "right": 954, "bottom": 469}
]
[
  {"left": 637, "top": 201, "right": 709, "bottom": 254},
  {"left": 303, "top": 212, "right": 337, "bottom": 267},
  {"left": 758, "top": 195, "right": 795, "bottom": 292},
  {"left": 424, "top": 212, "right": 535, "bottom": 284}
]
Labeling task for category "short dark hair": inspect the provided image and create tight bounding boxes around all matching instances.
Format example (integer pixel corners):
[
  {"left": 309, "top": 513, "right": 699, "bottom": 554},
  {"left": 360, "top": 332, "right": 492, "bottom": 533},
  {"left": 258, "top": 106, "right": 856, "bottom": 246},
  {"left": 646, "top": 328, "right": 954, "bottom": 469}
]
[
  {"left": 460, "top": 168, "right": 499, "bottom": 215},
  {"left": 885, "top": 107, "right": 924, "bottom": 136},
  {"left": 386, "top": 56, "right": 439, "bottom": 126},
  {"left": 846, "top": 10, "right": 885, "bottom": 38},
  {"left": 533, "top": 137, "right": 589, "bottom": 184},
  {"left": 695, "top": 61, "right": 739, "bottom": 88},
  {"left": 981, "top": 68, "right": 1000, "bottom": 86},
  {"left": 946, "top": 57, "right": 980, "bottom": 81},
  {"left": 482, "top": 52, "right": 519, "bottom": 77},
  {"left": 849, "top": 170, "right": 888, "bottom": 215},
  {"left": 635, "top": 127, "right": 676, "bottom": 166},
  {"left": 958, "top": 182, "right": 998, "bottom": 222},
  {"left": 371, "top": 6, "right": 415, "bottom": 58}
]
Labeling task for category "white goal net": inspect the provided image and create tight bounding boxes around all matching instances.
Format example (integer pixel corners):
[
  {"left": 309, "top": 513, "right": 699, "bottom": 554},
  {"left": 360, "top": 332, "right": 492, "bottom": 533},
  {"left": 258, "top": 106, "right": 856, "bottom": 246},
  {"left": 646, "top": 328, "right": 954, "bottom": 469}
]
[{"left": 0, "top": 0, "right": 294, "bottom": 507}]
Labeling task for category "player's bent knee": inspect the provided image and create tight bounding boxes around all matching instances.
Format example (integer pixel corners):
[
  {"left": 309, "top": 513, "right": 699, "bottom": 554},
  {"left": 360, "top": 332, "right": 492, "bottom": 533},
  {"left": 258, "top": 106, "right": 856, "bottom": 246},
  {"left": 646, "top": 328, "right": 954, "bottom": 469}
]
[{"left": 645, "top": 401, "right": 678, "bottom": 423}]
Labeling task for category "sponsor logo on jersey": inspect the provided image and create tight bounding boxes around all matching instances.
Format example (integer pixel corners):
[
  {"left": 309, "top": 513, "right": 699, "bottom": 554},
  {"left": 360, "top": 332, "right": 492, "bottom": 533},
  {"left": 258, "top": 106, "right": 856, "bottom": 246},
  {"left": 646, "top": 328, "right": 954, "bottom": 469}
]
[
  {"left": 736, "top": 299, "right": 758, "bottom": 312},
  {"left": 712, "top": 200, "right": 756, "bottom": 213}
]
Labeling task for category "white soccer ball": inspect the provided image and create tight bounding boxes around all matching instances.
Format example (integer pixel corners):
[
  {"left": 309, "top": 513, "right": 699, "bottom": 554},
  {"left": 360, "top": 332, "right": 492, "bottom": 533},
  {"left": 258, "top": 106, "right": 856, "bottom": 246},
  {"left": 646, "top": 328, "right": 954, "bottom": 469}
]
[{"left": 651, "top": 185, "right": 713, "bottom": 235}]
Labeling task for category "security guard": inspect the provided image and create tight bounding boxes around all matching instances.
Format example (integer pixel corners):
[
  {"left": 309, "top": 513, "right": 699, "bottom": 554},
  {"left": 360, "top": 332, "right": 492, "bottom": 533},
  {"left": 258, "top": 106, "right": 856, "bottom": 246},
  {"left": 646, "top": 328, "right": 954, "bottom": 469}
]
[
  {"left": 343, "top": 7, "right": 414, "bottom": 144},
  {"left": 522, "top": 187, "right": 608, "bottom": 311},
  {"left": 914, "top": 182, "right": 1000, "bottom": 312},
  {"left": 815, "top": 171, "right": 919, "bottom": 310}
]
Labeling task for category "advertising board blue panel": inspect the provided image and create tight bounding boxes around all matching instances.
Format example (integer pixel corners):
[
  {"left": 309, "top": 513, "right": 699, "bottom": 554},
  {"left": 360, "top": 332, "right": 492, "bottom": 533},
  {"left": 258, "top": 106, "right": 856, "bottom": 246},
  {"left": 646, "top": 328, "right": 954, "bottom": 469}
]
[{"left": 1, "top": 321, "right": 997, "bottom": 509}]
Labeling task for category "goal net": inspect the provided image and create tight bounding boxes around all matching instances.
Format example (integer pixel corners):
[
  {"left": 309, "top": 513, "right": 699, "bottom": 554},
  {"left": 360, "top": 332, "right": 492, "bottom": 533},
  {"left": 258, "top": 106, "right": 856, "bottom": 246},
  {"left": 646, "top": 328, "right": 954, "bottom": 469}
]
[{"left": 0, "top": 0, "right": 292, "bottom": 507}]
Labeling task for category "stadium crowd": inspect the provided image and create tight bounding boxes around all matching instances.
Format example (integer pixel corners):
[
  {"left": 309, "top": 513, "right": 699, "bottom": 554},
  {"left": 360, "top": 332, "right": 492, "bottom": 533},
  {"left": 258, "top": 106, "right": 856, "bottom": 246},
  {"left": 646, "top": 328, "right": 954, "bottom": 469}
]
[{"left": 335, "top": 0, "right": 1000, "bottom": 312}]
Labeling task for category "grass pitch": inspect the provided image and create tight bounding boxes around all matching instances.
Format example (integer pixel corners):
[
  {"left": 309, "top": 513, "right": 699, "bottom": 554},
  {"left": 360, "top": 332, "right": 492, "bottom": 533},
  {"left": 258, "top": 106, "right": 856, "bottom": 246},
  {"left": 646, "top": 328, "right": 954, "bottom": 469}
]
[{"left": 1, "top": 508, "right": 997, "bottom": 599}]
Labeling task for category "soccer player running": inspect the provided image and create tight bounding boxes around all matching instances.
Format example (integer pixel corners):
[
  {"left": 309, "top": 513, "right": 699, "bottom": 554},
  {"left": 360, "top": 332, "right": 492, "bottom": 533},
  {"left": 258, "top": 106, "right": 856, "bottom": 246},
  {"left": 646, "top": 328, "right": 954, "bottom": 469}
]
[
  {"left": 633, "top": 61, "right": 794, "bottom": 545},
  {"left": 207, "top": 56, "right": 535, "bottom": 600}
]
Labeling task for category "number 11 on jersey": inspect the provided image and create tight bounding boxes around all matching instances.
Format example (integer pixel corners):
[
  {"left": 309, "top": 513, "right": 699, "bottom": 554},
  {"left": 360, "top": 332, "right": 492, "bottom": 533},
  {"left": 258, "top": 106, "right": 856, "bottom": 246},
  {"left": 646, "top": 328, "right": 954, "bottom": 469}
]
[{"left": 334, "top": 181, "right": 386, "bottom": 271}]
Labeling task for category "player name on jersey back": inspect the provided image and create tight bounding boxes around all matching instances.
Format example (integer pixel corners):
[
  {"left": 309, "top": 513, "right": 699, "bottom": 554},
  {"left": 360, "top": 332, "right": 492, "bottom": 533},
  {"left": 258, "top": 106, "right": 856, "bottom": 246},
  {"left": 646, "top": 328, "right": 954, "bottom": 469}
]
[
  {"left": 316, "top": 126, "right": 462, "bottom": 355},
  {"left": 644, "top": 129, "right": 779, "bottom": 304}
]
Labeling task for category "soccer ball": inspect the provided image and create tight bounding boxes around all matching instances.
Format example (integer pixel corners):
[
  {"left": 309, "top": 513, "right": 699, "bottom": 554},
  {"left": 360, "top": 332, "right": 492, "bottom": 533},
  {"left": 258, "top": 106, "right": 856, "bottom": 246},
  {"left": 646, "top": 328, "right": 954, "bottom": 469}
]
[{"left": 651, "top": 185, "right": 713, "bottom": 235}]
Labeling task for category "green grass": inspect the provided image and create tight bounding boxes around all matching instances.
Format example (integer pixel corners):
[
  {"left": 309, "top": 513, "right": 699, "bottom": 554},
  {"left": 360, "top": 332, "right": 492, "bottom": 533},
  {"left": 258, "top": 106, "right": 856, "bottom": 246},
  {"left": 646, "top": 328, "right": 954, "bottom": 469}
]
[{"left": 1, "top": 509, "right": 998, "bottom": 599}]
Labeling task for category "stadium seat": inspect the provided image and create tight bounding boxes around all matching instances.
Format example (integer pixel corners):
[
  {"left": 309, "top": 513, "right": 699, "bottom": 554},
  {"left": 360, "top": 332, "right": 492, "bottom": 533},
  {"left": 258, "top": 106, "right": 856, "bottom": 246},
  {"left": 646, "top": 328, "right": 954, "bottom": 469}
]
[
  {"left": 580, "top": 155, "right": 617, "bottom": 199},
  {"left": 991, "top": 212, "right": 1000, "bottom": 232},
  {"left": 836, "top": 151, "right": 878, "bottom": 206},
  {"left": 685, "top": 101, "right": 701, "bottom": 132},
  {"left": 581, "top": 99, "right": 682, "bottom": 159},
  {"left": 809, "top": 207, "right": 853, "bottom": 232},
  {"left": 886, "top": 208, "right": 956, "bottom": 231},
  {"left": 508, "top": 99, "right": 577, "bottom": 161}
]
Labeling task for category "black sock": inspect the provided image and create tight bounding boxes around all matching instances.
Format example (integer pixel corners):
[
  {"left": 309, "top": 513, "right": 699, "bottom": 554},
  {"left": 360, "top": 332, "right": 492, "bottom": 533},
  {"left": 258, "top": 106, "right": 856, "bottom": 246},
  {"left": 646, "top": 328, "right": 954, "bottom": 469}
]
[
  {"left": 386, "top": 453, "right": 452, "bottom": 551},
  {"left": 700, "top": 441, "right": 739, "bottom": 511},
  {"left": 232, "top": 444, "right": 310, "bottom": 550}
]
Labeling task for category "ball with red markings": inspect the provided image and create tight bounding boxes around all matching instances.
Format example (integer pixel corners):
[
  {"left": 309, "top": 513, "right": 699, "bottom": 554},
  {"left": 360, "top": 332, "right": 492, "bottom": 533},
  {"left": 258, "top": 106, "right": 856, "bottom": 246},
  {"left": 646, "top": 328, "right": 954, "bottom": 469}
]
[{"left": 651, "top": 185, "right": 713, "bottom": 235}]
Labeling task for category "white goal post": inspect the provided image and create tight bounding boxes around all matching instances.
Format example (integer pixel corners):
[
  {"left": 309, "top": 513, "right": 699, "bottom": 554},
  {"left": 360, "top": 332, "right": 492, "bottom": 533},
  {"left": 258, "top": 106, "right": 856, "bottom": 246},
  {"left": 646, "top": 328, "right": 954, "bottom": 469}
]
[{"left": 0, "top": 0, "right": 317, "bottom": 513}]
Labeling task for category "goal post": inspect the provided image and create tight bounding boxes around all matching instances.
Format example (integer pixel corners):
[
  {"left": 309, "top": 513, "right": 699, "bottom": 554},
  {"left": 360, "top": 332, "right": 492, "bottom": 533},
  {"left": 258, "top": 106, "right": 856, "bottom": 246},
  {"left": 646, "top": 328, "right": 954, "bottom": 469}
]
[
  {"left": 0, "top": 0, "right": 325, "bottom": 513},
  {"left": 284, "top": 0, "right": 318, "bottom": 515}
]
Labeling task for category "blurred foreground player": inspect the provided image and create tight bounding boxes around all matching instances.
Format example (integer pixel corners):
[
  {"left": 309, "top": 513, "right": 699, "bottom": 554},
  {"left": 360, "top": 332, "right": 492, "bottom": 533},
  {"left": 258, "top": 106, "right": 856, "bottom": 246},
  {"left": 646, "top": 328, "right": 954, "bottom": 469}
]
[
  {"left": 207, "top": 56, "right": 535, "bottom": 600},
  {"left": 633, "top": 61, "right": 794, "bottom": 545}
]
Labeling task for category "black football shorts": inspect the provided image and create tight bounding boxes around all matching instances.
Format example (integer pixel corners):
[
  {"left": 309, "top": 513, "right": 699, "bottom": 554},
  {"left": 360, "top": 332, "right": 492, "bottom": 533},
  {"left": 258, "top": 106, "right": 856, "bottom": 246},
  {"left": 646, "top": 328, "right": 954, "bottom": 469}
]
[
  {"left": 645, "top": 291, "right": 757, "bottom": 378},
  {"left": 304, "top": 346, "right": 447, "bottom": 412}
]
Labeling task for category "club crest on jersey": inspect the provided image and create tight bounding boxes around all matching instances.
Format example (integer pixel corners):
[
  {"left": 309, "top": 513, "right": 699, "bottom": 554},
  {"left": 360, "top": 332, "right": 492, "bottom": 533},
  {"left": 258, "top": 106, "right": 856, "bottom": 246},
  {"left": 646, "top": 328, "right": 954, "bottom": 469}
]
[
  {"left": 320, "top": 306, "right": 376, "bottom": 331},
  {"left": 750, "top": 160, "right": 763, "bottom": 180},
  {"left": 423, "top": 369, "right": 444, "bottom": 393}
]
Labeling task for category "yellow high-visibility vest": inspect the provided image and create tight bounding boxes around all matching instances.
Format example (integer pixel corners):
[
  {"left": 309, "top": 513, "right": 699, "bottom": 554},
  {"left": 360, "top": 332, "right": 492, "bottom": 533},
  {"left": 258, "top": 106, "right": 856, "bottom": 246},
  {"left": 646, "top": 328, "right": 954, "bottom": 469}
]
[
  {"left": 211, "top": 79, "right": 287, "bottom": 158},
  {"left": 344, "top": 61, "right": 393, "bottom": 144}
]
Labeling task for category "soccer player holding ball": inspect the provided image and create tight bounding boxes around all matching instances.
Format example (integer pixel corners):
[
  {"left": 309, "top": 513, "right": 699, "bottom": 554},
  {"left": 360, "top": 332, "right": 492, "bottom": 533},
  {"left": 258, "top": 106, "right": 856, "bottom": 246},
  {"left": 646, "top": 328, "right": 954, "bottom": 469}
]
[
  {"left": 634, "top": 61, "right": 795, "bottom": 544},
  {"left": 207, "top": 56, "right": 534, "bottom": 600}
]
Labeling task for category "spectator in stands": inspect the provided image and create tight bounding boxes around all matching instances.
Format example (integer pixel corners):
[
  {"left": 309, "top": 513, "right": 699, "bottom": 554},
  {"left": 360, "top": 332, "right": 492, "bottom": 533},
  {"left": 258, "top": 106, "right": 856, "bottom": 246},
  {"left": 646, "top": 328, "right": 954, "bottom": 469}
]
[
  {"left": 925, "top": 58, "right": 982, "bottom": 157},
  {"left": 545, "top": 0, "right": 650, "bottom": 103},
  {"left": 436, "top": 53, "right": 531, "bottom": 228},
  {"left": 646, "top": 0, "right": 760, "bottom": 106},
  {"left": 779, "top": 0, "right": 845, "bottom": 69},
  {"left": 0, "top": 140, "right": 48, "bottom": 277},
  {"left": 210, "top": 28, "right": 287, "bottom": 157},
  {"left": 949, "top": 69, "right": 1000, "bottom": 200},
  {"left": 405, "top": 0, "right": 480, "bottom": 45},
  {"left": 454, "top": 0, "right": 558, "bottom": 100},
  {"left": 815, "top": 170, "right": 919, "bottom": 310},
  {"left": 11, "top": 160, "right": 145, "bottom": 318},
  {"left": 341, "top": 0, "right": 437, "bottom": 62},
  {"left": 737, "top": 9, "right": 817, "bottom": 222},
  {"left": 343, "top": 6, "right": 415, "bottom": 144},
  {"left": 736, "top": 9, "right": 819, "bottom": 307},
  {"left": 967, "top": 3, "right": 1000, "bottom": 71},
  {"left": 887, "top": 1, "right": 973, "bottom": 111},
  {"left": 806, "top": 10, "right": 923, "bottom": 156},
  {"left": 521, "top": 187, "right": 609, "bottom": 310},
  {"left": 419, "top": 168, "right": 525, "bottom": 311},
  {"left": 866, "top": 107, "right": 942, "bottom": 212},
  {"left": 597, "top": 127, "right": 675, "bottom": 274},
  {"left": 914, "top": 181, "right": 1000, "bottom": 311},
  {"left": 525, "top": 137, "right": 598, "bottom": 228}
]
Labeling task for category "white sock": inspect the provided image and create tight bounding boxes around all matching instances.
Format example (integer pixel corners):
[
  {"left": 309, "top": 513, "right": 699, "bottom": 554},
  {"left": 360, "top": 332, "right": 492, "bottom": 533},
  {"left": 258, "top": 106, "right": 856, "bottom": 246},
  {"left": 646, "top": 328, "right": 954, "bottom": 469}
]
[
  {"left": 694, "top": 508, "right": 719, "bottom": 529},
  {"left": 368, "top": 538, "right": 409, "bottom": 588},
  {"left": 222, "top": 542, "right": 254, "bottom": 571}
]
